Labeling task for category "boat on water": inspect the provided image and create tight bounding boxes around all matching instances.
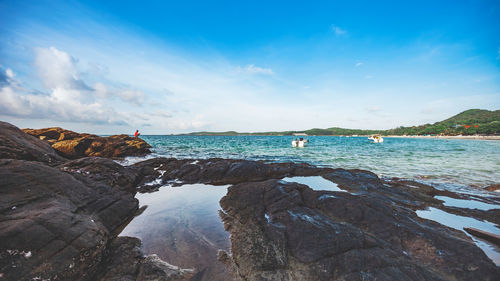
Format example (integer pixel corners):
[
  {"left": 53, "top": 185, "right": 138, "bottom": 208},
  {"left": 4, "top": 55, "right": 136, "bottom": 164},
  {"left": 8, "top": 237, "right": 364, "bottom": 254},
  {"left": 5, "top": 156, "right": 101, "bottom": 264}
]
[
  {"left": 368, "top": 134, "right": 384, "bottom": 143},
  {"left": 292, "top": 133, "right": 308, "bottom": 147}
]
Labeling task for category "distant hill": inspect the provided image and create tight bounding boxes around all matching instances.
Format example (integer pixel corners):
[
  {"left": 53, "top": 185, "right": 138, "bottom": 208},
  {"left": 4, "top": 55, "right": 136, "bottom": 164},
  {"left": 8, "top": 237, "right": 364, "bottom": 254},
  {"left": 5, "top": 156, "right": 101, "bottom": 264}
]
[
  {"left": 183, "top": 109, "right": 500, "bottom": 136},
  {"left": 386, "top": 109, "right": 500, "bottom": 136}
]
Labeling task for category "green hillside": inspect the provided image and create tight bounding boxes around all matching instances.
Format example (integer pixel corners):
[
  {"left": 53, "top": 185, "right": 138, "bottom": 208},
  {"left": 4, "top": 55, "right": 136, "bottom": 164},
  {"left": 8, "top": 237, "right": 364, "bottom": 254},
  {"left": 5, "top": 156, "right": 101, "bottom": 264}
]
[
  {"left": 386, "top": 109, "right": 500, "bottom": 135},
  {"left": 183, "top": 109, "right": 500, "bottom": 136}
]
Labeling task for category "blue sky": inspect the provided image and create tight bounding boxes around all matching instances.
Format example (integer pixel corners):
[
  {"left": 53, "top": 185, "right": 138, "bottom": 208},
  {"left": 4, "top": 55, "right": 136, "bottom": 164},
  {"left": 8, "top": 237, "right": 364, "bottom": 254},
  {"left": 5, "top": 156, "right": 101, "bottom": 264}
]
[{"left": 0, "top": 0, "right": 499, "bottom": 134}]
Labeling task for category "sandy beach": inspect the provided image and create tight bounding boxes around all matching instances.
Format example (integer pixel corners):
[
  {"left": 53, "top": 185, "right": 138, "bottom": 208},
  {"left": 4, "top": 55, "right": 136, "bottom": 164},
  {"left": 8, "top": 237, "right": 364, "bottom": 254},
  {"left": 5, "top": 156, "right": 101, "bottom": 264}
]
[{"left": 385, "top": 135, "right": 500, "bottom": 140}]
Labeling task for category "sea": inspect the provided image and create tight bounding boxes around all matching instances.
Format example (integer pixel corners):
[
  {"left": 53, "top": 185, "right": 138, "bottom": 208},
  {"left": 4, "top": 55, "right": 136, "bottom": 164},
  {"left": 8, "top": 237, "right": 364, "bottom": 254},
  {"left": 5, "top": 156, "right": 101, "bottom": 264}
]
[{"left": 123, "top": 135, "right": 500, "bottom": 192}]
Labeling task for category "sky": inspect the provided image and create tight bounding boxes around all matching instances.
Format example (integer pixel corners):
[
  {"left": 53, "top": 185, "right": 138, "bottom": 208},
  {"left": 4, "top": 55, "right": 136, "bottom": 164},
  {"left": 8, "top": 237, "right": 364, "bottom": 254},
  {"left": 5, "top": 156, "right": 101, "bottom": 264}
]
[{"left": 0, "top": 0, "right": 499, "bottom": 134}]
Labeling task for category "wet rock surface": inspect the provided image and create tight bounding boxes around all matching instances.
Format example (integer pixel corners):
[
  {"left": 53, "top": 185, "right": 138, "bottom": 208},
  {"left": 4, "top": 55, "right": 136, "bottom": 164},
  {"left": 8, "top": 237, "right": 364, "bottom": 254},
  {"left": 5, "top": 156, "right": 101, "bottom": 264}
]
[
  {"left": 23, "top": 127, "right": 151, "bottom": 159},
  {"left": 219, "top": 180, "right": 500, "bottom": 281},
  {"left": 93, "top": 237, "right": 194, "bottom": 281},
  {"left": 132, "top": 157, "right": 332, "bottom": 191}
]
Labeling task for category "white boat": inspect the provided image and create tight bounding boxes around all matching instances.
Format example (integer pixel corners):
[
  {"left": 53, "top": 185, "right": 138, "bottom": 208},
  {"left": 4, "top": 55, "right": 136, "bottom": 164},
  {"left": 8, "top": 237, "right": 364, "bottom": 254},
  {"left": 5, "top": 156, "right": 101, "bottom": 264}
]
[
  {"left": 368, "top": 134, "right": 384, "bottom": 143},
  {"left": 292, "top": 133, "right": 308, "bottom": 147}
]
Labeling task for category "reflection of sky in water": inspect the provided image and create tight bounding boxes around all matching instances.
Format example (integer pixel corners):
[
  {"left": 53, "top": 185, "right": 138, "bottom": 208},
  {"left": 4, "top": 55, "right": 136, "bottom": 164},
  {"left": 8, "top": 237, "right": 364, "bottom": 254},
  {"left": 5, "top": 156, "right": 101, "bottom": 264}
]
[
  {"left": 416, "top": 207, "right": 500, "bottom": 265},
  {"left": 435, "top": 196, "right": 499, "bottom": 211},
  {"left": 120, "top": 183, "right": 230, "bottom": 250},
  {"left": 282, "top": 176, "right": 347, "bottom": 192}
]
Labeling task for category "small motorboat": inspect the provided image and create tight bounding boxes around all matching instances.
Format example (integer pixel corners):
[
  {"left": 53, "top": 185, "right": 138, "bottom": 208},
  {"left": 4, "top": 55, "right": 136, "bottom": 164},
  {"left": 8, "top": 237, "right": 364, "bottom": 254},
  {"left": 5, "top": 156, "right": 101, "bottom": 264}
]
[
  {"left": 368, "top": 134, "right": 384, "bottom": 143},
  {"left": 292, "top": 133, "right": 308, "bottom": 147}
]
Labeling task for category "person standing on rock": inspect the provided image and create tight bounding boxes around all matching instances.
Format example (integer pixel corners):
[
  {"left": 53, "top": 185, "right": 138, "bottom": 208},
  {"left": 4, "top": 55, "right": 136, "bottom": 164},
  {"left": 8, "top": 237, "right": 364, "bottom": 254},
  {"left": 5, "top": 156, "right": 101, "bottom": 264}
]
[{"left": 134, "top": 130, "right": 140, "bottom": 138}]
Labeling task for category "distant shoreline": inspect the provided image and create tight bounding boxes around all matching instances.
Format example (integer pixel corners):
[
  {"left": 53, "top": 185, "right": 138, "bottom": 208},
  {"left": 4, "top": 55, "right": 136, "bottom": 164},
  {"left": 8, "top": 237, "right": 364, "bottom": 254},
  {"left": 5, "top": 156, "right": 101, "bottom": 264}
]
[
  {"left": 385, "top": 135, "right": 500, "bottom": 140},
  {"left": 176, "top": 134, "right": 500, "bottom": 140}
]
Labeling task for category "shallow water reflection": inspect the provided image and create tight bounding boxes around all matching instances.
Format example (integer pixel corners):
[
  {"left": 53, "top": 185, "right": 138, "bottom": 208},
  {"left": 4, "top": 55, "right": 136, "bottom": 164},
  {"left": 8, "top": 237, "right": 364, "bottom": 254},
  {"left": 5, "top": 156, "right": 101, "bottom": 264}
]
[
  {"left": 435, "top": 196, "right": 499, "bottom": 211},
  {"left": 282, "top": 176, "right": 347, "bottom": 192},
  {"left": 120, "top": 183, "right": 231, "bottom": 280},
  {"left": 416, "top": 207, "right": 500, "bottom": 265}
]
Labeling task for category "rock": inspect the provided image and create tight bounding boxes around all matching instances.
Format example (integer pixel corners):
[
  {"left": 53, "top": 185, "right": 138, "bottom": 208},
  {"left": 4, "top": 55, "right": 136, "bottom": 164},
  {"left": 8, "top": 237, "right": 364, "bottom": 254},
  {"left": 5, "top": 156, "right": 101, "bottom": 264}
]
[
  {"left": 139, "top": 254, "right": 194, "bottom": 281},
  {"left": 0, "top": 159, "right": 138, "bottom": 280},
  {"left": 219, "top": 180, "right": 500, "bottom": 281},
  {"left": 485, "top": 184, "right": 500, "bottom": 192},
  {"left": 132, "top": 158, "right": 331, "bottom": 189},
  {"left": 464, "top": 228, "right": 500, "bottom": 247},
  {"left": 59, "top": 157, "right": 140, "bottom": 193},
  {"left": 23, "top": 127, "right": 151, "bottom": 159},
  {"left": 93, "top": 237, "right": 193, "bottom": 281},
  {"left": 0, "top": 121, "right": 65, "bottom": 164}
]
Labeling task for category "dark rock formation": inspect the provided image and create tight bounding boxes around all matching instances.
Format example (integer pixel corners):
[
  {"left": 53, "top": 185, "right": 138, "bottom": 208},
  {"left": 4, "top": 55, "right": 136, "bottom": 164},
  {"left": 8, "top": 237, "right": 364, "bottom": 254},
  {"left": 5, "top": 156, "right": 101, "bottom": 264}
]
[
  {"left": 219, "top": 180, "right": 500, "bottom": 281},
  {"left": 132, "top": 157, "right": 331, "bottom": 191},
  {"left": 0, "top": 121, "right": 187, "bottom": 281},
  {"left": 0, "top": 121, "right": 65, "bottom": 164},
  {"left": 59, "top": 157, "right": 140, "bottom": 193},
  {"left": 464, "top": 228, "right": 500, "bottom": 247},
  {"left": 93, "top": 237, "right": 194, "bottom": 281},
  {"left": 326, "top": 170, "right": 500, "bottom": 225},
  {"left": 23, "top": 127, "right": 151, "bottom": 159},
  {"left": 0, "top": 159, "right": 137, "bottom": 280}
]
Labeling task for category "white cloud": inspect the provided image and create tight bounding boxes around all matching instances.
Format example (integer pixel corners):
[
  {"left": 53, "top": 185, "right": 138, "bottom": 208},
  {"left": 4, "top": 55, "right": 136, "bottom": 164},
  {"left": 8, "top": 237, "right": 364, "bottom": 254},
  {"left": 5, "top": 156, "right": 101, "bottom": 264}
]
[
  {"left": 0, "top": 47, "right": 142, "bottom": 125},
  {"left": 239, "top": 64, "right": 274, "bottom": 75},
  {"left": 154, "top": 111, "right": 172, "bottom": 119},
  {"left": 0, "top": 85, "right": 126, "bottom": 124},
  {"left": 93, "top": 82, "right": 108, "bottom": 98},
  {"left": 365, "top": 106, "right": 381, "bottom": 113},
  {"left": 117, "top": 89, "right": 145, "bottom": 105},
  {"left": 5, "top": 68, "right": 15, "bottom": 78},
  {"left": 93, "top": 82, "right": 145, "bottom": 105},
  {"left": 34, "top": 46, "right": 91, "bottom": 92},
  {"left": 331, "top": 25, "right": 347, "bottom": 36},
  {"left": 173, "top": 114, "right": 208, "bottom": 130},
  {"left": 355, "top": 62, "right": 363, "bottom": 67}
]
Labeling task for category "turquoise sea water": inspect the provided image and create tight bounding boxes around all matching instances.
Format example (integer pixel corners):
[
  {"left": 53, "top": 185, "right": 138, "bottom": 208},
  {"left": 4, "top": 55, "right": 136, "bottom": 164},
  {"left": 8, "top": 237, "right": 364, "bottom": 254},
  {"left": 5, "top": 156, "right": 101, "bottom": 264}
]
[{"left": 132, "top": 135, "right": 500, "bottom": 191}]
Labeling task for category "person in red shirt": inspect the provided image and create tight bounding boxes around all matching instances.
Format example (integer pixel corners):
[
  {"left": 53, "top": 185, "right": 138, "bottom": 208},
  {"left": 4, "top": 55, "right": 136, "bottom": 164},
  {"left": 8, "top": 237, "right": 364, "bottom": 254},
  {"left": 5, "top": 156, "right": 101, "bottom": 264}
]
[{"left": 134, "top": 130, "right": 140, "bottom": 138}]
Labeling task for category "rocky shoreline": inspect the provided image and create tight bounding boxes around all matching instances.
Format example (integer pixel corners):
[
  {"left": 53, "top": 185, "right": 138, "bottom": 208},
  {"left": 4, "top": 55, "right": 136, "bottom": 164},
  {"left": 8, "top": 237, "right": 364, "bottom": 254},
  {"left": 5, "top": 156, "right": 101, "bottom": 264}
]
[
  {"left": 1, "top": 121, "right": 499, "bottom": 280},
  {"left": 22, "top": 127, "right": 151, "bottom": 159}
]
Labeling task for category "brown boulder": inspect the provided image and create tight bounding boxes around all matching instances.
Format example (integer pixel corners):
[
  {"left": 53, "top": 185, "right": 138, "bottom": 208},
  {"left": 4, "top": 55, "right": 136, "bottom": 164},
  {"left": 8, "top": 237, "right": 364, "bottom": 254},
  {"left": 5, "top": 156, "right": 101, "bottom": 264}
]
[
  {"left": 485, "top": 184, "right": 500, "bottom": 192},
  {"left": 23, "top": 127, "right": 151, "bottom": 159}
]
